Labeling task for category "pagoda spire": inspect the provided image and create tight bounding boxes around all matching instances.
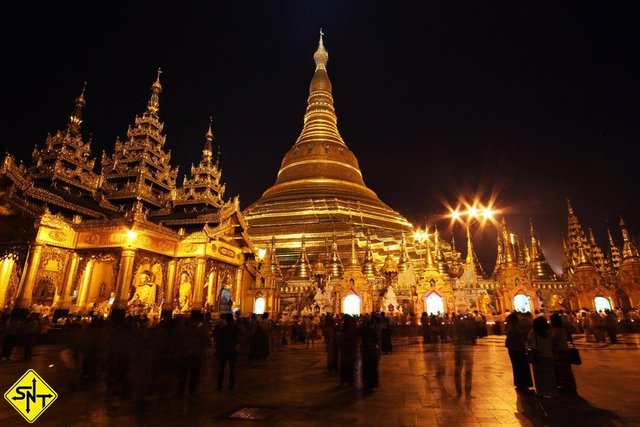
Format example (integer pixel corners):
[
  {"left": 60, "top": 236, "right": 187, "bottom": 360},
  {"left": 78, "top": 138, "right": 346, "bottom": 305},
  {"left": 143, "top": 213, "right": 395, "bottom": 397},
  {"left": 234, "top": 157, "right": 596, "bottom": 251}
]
[
  {"left": 620, "top": 218, "right": 640, "bottom": 260},
  {"left": 397, "top": 232, "right": 411, "bottom": 272},
  {"left": 527, "top": 219, "right": 559, "bottom": 281},
  {"left": 433, "top": 226, "right": 450, "bottom": 276},
  {"left": 147, "top": 68, "right": 162, "bottom": 115},
  {"left": 203, "top": 116, "right": 214, "bottom": 165},
  {"left": 608, "top": 228, "right": 622, "bottom": 270},
  {"left": 172, "top": 118, "right": 225, "bottom": 211},
  {"left": 328, "top": 233, "right": 344, "bottom": 279},
  {"left": 292, "top": 236, "right": 312, "bottom": 279},
  {"left": 268, "top": 236, "right": 283, "bottom": 279},
  {"left": 362, "top": 233, "right": 378, "bottom": 278},
  {"left": 67, "top": 81, "right": 87, "bottom": 136},
  {"left": 588, "top": 228, "right": 606, "bottom": 273},
  {"left": 501, "top": 218, "right": 517, "bottom": 266},
  {"left": 28, "top": 84, "right": 100, "bottom": 200},
  {"left": 424, "top": 229, "right": 436, "bottom": 270},
  {"left": 529, "top": 219, "right": 539, "bottom": 260},
  {"left": 346, "top": 232, "right": 361, "bottom": 271}
]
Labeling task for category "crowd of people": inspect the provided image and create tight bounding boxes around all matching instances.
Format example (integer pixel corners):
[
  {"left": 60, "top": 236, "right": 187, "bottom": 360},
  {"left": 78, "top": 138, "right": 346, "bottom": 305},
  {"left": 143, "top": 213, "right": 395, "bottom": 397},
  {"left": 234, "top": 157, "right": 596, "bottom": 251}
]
[{"left": 0, "top": 302, "right": 637, "bottom": 402}]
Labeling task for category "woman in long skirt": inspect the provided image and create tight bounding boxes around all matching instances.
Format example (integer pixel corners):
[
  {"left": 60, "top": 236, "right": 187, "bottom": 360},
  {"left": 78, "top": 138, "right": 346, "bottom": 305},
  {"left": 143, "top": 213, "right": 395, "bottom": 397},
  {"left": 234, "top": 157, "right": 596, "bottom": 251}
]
[{"left": 527, "top": 317, "right": 558, "bottom": 398}]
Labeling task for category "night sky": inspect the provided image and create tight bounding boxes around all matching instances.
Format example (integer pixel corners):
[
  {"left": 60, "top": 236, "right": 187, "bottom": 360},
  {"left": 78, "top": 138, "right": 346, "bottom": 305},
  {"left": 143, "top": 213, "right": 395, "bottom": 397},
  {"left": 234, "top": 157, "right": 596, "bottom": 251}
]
[{"left": 2, "top": 1, "right": 639, "bottom": 273}]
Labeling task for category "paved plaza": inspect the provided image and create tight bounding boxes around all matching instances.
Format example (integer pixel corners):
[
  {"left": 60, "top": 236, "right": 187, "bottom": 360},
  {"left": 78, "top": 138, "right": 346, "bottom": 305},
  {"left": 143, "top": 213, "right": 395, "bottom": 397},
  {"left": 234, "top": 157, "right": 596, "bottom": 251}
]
[{"left": 1, "top": 333, "right": 638, "bottom": 426}]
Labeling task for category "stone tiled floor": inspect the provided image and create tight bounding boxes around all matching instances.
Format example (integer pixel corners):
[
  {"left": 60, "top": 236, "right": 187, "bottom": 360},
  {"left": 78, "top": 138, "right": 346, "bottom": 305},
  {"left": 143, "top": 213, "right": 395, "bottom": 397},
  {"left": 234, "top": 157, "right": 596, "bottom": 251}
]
[{"left": 1, "top": 333, "right": 638, "bottom": 426}]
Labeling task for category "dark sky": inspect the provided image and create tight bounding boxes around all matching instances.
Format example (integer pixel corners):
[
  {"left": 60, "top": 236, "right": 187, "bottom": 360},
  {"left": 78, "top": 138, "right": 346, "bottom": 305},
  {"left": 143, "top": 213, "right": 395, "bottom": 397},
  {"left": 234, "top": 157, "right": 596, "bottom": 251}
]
[{"left": 2, "top": 1, "right": 639, "bottom": 273}]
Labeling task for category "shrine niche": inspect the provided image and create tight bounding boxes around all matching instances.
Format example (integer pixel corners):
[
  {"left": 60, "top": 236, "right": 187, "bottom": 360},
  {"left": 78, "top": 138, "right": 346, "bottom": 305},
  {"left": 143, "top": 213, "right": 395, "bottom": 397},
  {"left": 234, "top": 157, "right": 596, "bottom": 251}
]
[
  {"left": 32, "top": 277, "right": 56, "bottom": 306},
  {"left": 177, "top": 270, "right": 193, "bottom": 313},
  {"left": 131, "top": 254, "right": 168, "bottom": 305}
]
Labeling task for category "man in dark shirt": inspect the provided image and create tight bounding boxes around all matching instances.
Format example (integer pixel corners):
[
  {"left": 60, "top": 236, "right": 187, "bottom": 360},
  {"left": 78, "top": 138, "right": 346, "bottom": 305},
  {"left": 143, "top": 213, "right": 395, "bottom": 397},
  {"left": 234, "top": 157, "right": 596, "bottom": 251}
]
[
  {"left": 453, "top": 308, "right": 477, "bottom": 398},
  {"left": 216, "top": 313, "right": 240, "bottom": 391}
]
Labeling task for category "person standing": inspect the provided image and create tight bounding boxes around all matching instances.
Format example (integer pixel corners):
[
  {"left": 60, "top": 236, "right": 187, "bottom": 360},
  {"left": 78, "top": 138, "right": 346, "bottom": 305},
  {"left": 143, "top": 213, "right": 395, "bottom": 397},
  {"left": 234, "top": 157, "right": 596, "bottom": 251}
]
[
  {"left": 323, "top": 314, "right": 339, "bottom": 373},
  {"left": 604, "top": 309, "right": 619, "bottom": 344},
  {"left": 452, "top": 308, "right": 476, "bottom": 399},
  {"left": 216, "top": 313, "right": 240, "bottom": 391},
  {"left": 505, "top": 312, "right": 533, "bottom": 391},
  {"left": 527, "top": 316, "right": 558, "bottom": 398},
  {"left": 380, "top": 312, "right": 393, "bottom": 354},
  {"left": 338, "top": 315, "right": 357, "bottom": 386},
  {"left": 550, "top": 313, "right": 577, "bottom": 394},
  {"left": 360, "top": 318, "right": 380, "bottom": 392}
]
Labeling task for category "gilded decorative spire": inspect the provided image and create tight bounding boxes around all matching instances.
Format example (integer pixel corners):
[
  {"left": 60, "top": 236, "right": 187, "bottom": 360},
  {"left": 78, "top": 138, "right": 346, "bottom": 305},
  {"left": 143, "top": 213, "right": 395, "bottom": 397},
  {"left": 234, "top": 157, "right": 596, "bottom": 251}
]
[
  {"left": 67, "top": 81, "right": 87, "bottom": 136},
  {"left": 529, "top": 219, "right": 539, "bottom": 260},
  {"left": 362, "top": 233, "right": 377, "bottom": 278},
  {"left": 567, "top": 196, "right": 574, "bottom": 215},
  {"left": 493, "top": 231, "right": 504, "bottom": 277},
  {"left": 293, "top": 236, "right": 312, "bottom": 279},
  {"left": 433, "top": 226, "right": 450, "bottom": 276},
  {"left": 527, "top": 218, "right": 558, "bottom": 281},
  {"left": 346, "top": 232, "right": 361, "bottom": 271},
  {"left": 501, "top": 218, "right": 517, "bottom": 266},
  {"left": 587, "top": 227, "right": 606, "bottom": 273},
  {"left": 173, "top": 118, "right": 225, "bottom": 210},
  {"left": 608, "top": 228, "right": 621, "bottom": 270},
  {"left": 397, "top": 232, "right": 411, "bottom": 272},
  {"left": 203, "top": 116, "right": 214, "bottom": 164},
  {"left": 425, "top": 229, "right": 436, "bottom": 270},
  {"left": 313, "top": 28, "right": 329, "bottom": 71},
  {"left": 147, "top": 68, "right": 162, "bottom": 115},
  {"left": 577, "top": 243, "right": 591, "bottom": 266},
  {"left": 620, "top": 218, "right": 640, "bottom": 259},
  {"left": 328, "top": 233, "right": 344, "bottom": 279},
  {"left": 269, "top": 236, "right": 283, "bottom": 278}
]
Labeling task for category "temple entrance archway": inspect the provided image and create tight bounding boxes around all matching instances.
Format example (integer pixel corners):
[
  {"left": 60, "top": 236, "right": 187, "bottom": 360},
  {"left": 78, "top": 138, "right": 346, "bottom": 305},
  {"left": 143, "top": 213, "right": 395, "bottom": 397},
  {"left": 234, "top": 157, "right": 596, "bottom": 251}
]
[
  {"left": 513, "top": 294, "right": 531, "bottom": 313},
  {"left": 594, "top": 296, "right": 611, "bottom": 312},
  {"left": 343, "top": 294, "right": 361, "bottom": 316},
  {"left": 425, "top": 292, "right": 444, "bottom": 316}
]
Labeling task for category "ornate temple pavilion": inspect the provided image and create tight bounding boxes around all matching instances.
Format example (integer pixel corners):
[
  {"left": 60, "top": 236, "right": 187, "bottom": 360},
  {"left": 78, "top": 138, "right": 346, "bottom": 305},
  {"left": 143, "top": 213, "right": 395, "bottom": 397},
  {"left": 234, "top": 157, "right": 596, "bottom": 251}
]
[{"left": 0, "top": 73, "right": 255, "bottom": 315}]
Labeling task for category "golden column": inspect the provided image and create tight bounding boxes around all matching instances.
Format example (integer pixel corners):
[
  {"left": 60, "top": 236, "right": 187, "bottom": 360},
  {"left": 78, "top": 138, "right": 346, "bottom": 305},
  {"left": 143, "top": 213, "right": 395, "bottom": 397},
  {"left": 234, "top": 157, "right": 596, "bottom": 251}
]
[
  {"left": 192, "top": 257, "right": 206, "bottom": 309},
  {"left": 235, "top": 267, "right": 243, "bottom": 311},
  {"left": 113, "top": 249, "right": 137, "bottom": 309},
  {"left": 58, "top": 252, "right": 80, "bottom": 308},
  {"left": 165, "top": 259, "right": 177, "bottom": 310},
  {"left": 76, "top": 258, "right": 95, "bottom": 309},
  {"left": 15, "top": 244, "right": 44, "bottom": 308},
  {"left": 207, "top": 269, "right": 217, "bottom": 306}
]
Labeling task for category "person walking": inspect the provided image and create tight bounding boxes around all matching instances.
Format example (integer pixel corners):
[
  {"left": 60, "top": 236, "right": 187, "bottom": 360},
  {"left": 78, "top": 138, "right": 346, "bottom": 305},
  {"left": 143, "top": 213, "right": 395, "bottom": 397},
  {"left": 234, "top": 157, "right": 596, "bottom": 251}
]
[
  {"left": 505, "top": 312, "right": 533, "bottom": 391},
  {"left": 452, "top": 308, "right": 476, "bottom": 399},
  {"left": 527, "top": 316, "right": 558, "bottom": 398},
  {"left": 604, "top": 309, "right": 619, "bottom": 344},
  {"left": 216, "top": 313, "right": 240, "bottom": 391},
  {"left": 550, "top": 313, "right": 577, "bottom": 394},
  {"left": 380, "top": 312, "right": 393, "bottom": 354},
  {"left": 323, "top": 314, "right": 339, "bottom": 373}
]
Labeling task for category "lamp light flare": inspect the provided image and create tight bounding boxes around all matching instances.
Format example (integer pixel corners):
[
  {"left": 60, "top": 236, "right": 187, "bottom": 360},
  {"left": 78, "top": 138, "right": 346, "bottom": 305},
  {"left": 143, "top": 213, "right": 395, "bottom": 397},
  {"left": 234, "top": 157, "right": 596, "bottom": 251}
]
[
  {"left": 256, "top": 248, "right": 267, "bottom": 261},
  {"left": 468, "top": 207, "right": 478, "bottom": 218},
  {"left": 126, "top": 229, "right": 137, "bottom": 241},
  {"left": 451, "top": 210, "right": 461, "bottom": 221},
  {"left": 482, "top": 208, "right": 494, "bottom": 219}
]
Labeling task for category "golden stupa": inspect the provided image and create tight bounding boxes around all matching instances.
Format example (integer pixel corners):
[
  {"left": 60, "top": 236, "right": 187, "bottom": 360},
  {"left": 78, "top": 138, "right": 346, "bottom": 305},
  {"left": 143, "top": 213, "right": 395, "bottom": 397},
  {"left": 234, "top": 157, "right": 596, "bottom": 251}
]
[{"left": 244, "top": 32, "right": 414, "bottom": 269}]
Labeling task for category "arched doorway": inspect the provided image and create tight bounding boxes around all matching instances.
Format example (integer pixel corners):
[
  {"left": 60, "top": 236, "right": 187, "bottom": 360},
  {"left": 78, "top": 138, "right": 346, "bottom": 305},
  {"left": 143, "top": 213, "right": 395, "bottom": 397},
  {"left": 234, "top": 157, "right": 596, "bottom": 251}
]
[
  {"left": 513, "top": 294, "right": 531, "bottom": 313},
  {"left": 425, "top": 292, "right": 444, "bottom": 316},
  {"left": 594, "top": 296, "right": 611, "bottom": 312},
  {"left": 254, "top": 296, "right": 266, "bottom": 315},
  {"left": 342, "top": 294, "right": 361, "bottom": 316}
]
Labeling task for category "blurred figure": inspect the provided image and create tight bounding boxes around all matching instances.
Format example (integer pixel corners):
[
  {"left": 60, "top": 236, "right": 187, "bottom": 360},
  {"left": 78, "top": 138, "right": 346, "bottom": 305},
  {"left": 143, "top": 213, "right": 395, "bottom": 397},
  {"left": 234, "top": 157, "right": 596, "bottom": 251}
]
[
  {"left": 527, "top": 316, "right": 558, "bottom": 398},
  {"left": 505, "top": 312, "right": 533, "bottom": 391},
  {"left": 604, "top": 309, "right": 618, "bottom": 344},
  {"left": 338, "top": 315, "right": 357, "bottom": 386},
  {"left": 452, "top": 308, "right": 476, "bottom": 399},
  {"left": 380, "top": 312, "right": 392, "bottom": 354},
  {"left": 360, "top": 318, "right": 380, "bottom": 392},
  {"left": 550, "top": 313, "right": 577, "bottom": 394},
  {"left": 216, "top": 313, "right": 240, "bottom": 391},
  {"left": 323, "top": 314, "right": 339, "bottom": 373}
]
